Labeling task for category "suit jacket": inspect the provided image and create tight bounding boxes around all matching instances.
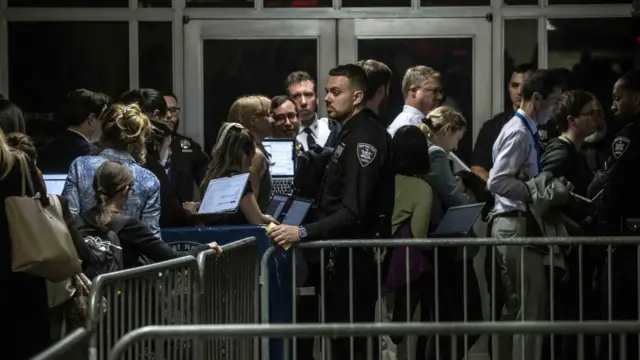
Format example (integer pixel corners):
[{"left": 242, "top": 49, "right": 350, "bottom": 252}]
[
  {"left": 144, "top": 156, "right": 192, "bottom": 228},
  {"left": 38, "top": 129, "right": 95, "bottom": 174}
]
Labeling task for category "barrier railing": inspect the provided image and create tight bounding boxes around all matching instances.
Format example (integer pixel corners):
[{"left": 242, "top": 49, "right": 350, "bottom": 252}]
[
  {"left": 107, "top": 322, "right": 640, "bottom": 360},
  {"left": 197, "top": 237, "right": 260, "bottom": 360},
  {"left": 259, "top": 236, "right": 640, "bottom": 360},
  {"left": 31, "top": 328, "right": 92, "bottom": 360}
]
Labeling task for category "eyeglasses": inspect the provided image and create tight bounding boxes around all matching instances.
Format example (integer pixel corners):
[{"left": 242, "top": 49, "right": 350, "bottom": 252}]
[
  {"left": 168, "top": 107, "right": 181, "bottom": 114},
  {"left": 272, "top": 112, "right": 298, "bottom": 123}
]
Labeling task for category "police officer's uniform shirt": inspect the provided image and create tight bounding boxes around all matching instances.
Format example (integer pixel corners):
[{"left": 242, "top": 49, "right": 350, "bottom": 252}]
[
  {"left": 470, "top": 110, "right": 514, "bottom": 171},
  {"left": 169, "top": 133, "right": 209, "bottom": 202},
  {"left": 387, "top": 105, "right": 424, "bottom": 137},
  {"left": 600, "top": 114, "right": 640, "bottom": 233},
  {"left": 304, "top": 108, "right": 394, "bottom": 240},
  {"left": 487, "top": 109, "right": 540, "bottom": 214},
  {"left": 297, "top": 114, "right": 332, "bottom": 151}
]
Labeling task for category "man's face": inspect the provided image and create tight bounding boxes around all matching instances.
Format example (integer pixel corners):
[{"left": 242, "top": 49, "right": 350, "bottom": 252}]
[
  {"left": 535, "top": 86, "right": 562, "bottom": 121},
  {"left": 325, "top": 76, "right": 363, "bottom": 121},
  {"left": 509, "top": 71, "right": 526, "bottom": 109},
  {"left": 288, "top": 80, "right": 317, "bottom": 122},
  {"left": 164, "top": 95, "right": 180, "bottom": 130},
  {"left": 611, "top": 79, "right": 639, "bottom": 119},
  {"left": 411, "top": 77, "right": 442, "bottom": 114},
  {"left": 271, "top": 100, "right": 300, "bottom": 139}
]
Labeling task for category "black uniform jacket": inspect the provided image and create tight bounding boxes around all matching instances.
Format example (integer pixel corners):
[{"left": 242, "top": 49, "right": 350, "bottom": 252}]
[{"left": 304, "top": 108, "right": 394, "bottom": 240}]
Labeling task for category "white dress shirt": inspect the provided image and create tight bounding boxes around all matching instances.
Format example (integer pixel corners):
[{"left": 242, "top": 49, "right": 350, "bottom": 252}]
[
  {"left": 297, "top": 114, "right": 331, "bottom": 151},
  {"left": 387, "top": 105, "right": 425, "bottom": 137},
  {"left": 487, "top": 109, "right": 540, "bottom": 214}
]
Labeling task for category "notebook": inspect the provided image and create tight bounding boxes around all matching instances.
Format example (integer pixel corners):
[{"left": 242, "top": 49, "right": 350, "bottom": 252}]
[
  {"left": 266, "top": 194, "right": 313, "bottom": 226},
  {"left": 431, "top": 203, "right": 485, "bottom": 237},
  {"left": 264, "top": 139, "right": 296, "bottom": 195},
  {"left": 198, "top": 173, "right": 250, "bottom": 214},
  {"left": 42, "top": 174, "right": 66, "bottom": 196}
]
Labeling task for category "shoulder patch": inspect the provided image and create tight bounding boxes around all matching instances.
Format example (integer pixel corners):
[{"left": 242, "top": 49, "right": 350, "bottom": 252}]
[
  {"left": 612, "top": 136, "right": 630, "bottom": 159},
  {"left": 180, "top": 139, "right": 191, "bottom": 149},
  {"left": 357, "top": 143, "right": 377, "bottom": 167}
]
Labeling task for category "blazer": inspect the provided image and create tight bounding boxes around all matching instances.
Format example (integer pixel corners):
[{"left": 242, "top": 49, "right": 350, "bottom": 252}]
[{"left": 39, "top": 129, "right": 95, "bottom": 174}]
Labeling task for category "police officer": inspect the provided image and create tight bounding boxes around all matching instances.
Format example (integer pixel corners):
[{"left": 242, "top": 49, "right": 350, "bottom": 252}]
[
  {"left": 598, "top": 70, "right": 640, "bottom": 360},
  {"left": 268, "top": 64, "right": 394, "bottom": 360},
  {"left": 164, "top": 93, "right": 209, "bottom": 202}
]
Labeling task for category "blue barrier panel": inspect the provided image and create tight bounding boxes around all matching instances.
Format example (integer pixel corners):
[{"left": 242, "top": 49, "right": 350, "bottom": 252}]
[{"left": 162, "top": 225, "right": 292, "bottom": 359}]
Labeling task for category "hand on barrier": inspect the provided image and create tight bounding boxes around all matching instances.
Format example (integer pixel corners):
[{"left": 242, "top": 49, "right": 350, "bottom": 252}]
[
  {"left": 207, "top": 242, "right": 224, "bottom": 258},
  {"left": 266, "top": 223, "right": 301, "bottom": 250}
]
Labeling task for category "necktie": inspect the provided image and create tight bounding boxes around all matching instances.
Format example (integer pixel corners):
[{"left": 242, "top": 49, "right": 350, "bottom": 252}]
[{"left": 304, "top": 127, "right": 316, "bottom": 148}]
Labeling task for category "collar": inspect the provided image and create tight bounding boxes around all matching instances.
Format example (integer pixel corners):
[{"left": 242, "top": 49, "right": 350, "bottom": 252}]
[
  {"left": 403, "top": 104, "right": 424, "bottom": 117},
  {"left": 299, "top": 113, "right": 319, "bottom": 136},
  {"left": 67, "top": 128, "right": 91, "bottom": 144},
  {"left": 516, "top": 108, "right": 538, "bottom": 133},
  {"left": 99, "top": 148, "right": 137, "bottom": 165},
  {"left": 341, "top": 108, "right": 373, "bottom": 133}
]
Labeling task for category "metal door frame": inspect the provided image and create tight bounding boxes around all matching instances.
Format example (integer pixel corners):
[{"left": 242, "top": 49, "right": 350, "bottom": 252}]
[
  {"left": 183, "top": 19, "right": 337, "bottom": 145},
  {"left": 338, "top": 18, "right": 492, "bottom": 144}
]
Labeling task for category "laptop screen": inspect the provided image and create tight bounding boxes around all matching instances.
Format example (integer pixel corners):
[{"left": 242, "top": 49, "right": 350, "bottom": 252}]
[
  {"left": 264, "top": 140, "right": 295, "bottom": 177},
  {"left": 42, "top": 174, "right": 67, "bottom": 196},
  {"left": 266, "top": 194, "right": 313, "bottom": 226},
  {"left": 431, "top": 203, "right": 485, "bottom": 236}
]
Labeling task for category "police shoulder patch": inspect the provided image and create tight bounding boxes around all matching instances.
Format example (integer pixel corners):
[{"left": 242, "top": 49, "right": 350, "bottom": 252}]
[
  {"left": 357, "top": 143, "right": 377, "bottom": 167},
  {"left": 612, "top": 136, "right": 631, "bottom": 159}
]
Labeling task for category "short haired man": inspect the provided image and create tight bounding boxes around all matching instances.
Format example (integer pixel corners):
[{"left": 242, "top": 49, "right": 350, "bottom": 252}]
[
  {"left": 471, "top": 63, "right": 537, "bottom": 180},
  {"left": 387, "top": 65, "right": 443, "bottom": 137},
  {"left": 39, "top": 88, "right": 111, "bottom": 174},
  {"left": 285, "top": 71, "right": 337, "bottom": 150},
  {"left": 487, "top": 69, "right": 562, "bottom": 360},
  {"left": 356, "top": 59, "right": 392, "bottom": 116},
  {"left": 164, "top": 92, "right": 210, "bottom": 202},
  {"left": 270, "top": 95, "right": 300, "bottom": 139},
  {"left": 268, "top": 64, "right": 394, "bottom": 360}
]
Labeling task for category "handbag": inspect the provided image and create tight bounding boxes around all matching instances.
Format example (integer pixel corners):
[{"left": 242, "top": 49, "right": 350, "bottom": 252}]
[{"left": 6, "top": 154, "right": 82, "bottom": 282}]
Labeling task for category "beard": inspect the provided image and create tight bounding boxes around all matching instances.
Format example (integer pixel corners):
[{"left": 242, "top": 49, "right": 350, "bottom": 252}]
[{"left": 171, "top": 118, "right": 181, "bottom": 134}]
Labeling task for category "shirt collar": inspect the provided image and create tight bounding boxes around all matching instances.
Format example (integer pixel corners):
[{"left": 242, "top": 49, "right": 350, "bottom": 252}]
[
  {"left": 100, "top": 148, "right": 137, "bottom": 165},
  {"left": 517, "top": 108, "right": 538, "bottom": 133},
  {"left": 403, "top": 104, "right": 424, "bottom": 117},
  {"left": 67, "top": 128, "right": 91, "bottom": 144},
  {"left": 299, "top": 113, "right": 319, "bottom": 136}
]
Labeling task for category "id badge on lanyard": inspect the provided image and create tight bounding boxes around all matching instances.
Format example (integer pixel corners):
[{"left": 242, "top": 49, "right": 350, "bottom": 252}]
[{"left": 515, "top": 112, "right": 541, "bottom": 173}]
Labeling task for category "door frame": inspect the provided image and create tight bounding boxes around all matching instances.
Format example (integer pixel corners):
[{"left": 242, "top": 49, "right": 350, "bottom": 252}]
[
  {"left": 338, "top": 18, "right": 492, "bottom": 144},
  {"left": 183, "top": 19, "right": 337, "bottom": 145}
]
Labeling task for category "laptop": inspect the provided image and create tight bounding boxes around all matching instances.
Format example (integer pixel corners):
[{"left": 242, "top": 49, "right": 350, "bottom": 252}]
[
  {"left": 264, "top": 139, "right": 296, "bottom": 195},
  {"left": 266, "top": 194, "right": 313, "bottom": 226},
  {"left": 42, "top": 174, "right": 66, "bottom": 196},
  {"left": 431, "top": 203, "right": 485, "bottom": 237},
  {"left": 198, "top": 173, "right": 250, "bottom": 214}
]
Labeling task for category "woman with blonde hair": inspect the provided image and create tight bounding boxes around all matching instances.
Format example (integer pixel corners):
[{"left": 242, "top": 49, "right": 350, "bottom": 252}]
[
  {"left": 0, "top": 129, "right": 50, "bottom": 359},
  {"left": 61, "top": 102, "right": 163, "bottom": 238},
  {"left": 228, "top": 95, "right": 274, "bottom": 210},
  {"left": 200, "top": 122, "right": 276, "bottom": 225},
  {"left": 418, "top": 106, "right": 483, "bottom": 360}
]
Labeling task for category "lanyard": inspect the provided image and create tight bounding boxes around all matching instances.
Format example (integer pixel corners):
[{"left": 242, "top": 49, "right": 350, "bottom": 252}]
[{"left": 515, "top": 112, "right": 541, "bottom": 173}]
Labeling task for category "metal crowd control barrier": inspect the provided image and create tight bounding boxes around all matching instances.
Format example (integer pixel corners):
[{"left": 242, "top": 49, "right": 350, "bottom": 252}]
[
  {"left": 259, "top": 236, "right": 640, "bottom": 360},
  {"left": 87, "top": 256, "right": 202, "bottom": 360},
  {"left": 108, "top": 322, "right": 640, "bottom": 360},
  {"left": 31, "top": 328, "right": 92, "bottom": 360},
  {"left": 197, "top": 237, "right": 260, "bottom": 360}
]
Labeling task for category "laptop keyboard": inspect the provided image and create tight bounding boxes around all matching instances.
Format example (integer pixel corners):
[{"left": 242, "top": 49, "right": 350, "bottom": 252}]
[{"left": 273, "top": 178, "right": 294, "bottom": 195}]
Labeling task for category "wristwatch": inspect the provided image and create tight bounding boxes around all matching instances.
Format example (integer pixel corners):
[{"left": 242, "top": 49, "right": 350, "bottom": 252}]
[{"left": 298, "top": 227, "right": 308, "bottom": 240}]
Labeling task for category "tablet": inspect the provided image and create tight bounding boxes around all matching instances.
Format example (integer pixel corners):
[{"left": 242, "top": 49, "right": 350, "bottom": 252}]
[
  {"left": 42, "top": 174, "right": 66, "bottom": 196},
  {"left": 266, "top": 194, "right": 313, "bottom": 226},
  {"left": 431, "top": 203, "right": 485, "bottom": 237},
  {"left": 198, "top": 173, "right": 250, "bottom": 214}
]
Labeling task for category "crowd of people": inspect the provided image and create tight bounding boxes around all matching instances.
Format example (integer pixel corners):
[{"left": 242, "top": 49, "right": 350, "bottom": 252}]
[{"left": 0, "top": 56, "right": 638, "bottom": 360}]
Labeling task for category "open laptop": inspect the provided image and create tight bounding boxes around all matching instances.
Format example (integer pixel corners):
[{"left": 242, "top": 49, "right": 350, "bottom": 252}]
[
  {"left": 42, "top": 174, "right": 66, "bottom": 196},
  {"left": 198, "top": 173, "right": 250, "bottom": 214},
  {"left": 264, "top": 139, "right": 296, "bottom": 195},
  {"left": 266, "top": 194, "right": 313, "bottom": 226},
  {"left": 431, "top": 203, "right": 485, "bottom": 237}
]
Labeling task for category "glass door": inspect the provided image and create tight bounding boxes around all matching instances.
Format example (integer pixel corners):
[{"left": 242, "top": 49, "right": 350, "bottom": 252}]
[
  {"left": 184, "top": 20, "right": 336, "bottom": 152},
  {"left": 338, "top": 18, "right": 492, "bottom": 161}
]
